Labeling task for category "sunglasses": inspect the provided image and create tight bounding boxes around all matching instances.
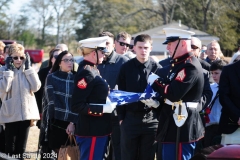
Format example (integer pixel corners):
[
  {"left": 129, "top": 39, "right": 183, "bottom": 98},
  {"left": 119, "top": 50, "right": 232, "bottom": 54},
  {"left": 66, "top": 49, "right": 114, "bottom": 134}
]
[
  {"left": 118, "top": 41, "right": 130, "bottom": 47},
  {"left": 191, "top": 45, "right": 199, "bottom": 50},
  {"left": 201, "top": 50, "right": 206, "bottom": 53},
  {"left": 129, "top": 45, "right": 134, "bottom": 49},
  {"left": 12, "top": 56, "right": 25, "bottom": 60},
  {"left": 53, "top": 55, "right": 58, "bottom": 59},
  {"left": 61, "top": 59, "right": 74, "bottom": 63}
]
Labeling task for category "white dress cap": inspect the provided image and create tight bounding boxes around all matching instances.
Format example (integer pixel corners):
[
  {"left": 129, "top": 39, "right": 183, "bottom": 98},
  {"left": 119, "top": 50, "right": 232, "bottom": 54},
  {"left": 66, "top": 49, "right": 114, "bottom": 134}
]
[
  {"left": 162, "top": 28, "right": 195, "bottom": 44},
  {"left": 79, "top": 36, "right": 109, "bottom": 49}
]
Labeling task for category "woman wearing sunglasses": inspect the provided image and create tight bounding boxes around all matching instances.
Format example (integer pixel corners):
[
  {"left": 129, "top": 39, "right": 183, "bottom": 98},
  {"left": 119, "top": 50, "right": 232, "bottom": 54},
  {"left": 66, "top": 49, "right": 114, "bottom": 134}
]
[
  {"left": 71, "top": 36, "right": 117, "bottom": 160},
  {"left": 40, "top": 51, "right": 78, "bottom": 157},
  {"left": 0, "top": 43, "right": 41, "bottom": 159}
]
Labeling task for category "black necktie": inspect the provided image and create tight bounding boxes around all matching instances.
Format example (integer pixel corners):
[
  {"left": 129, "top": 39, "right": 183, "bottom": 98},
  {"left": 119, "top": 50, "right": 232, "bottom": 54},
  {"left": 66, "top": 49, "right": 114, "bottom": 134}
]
[{"left": 208, "top": 87, "right": 219, "bottom": 110}]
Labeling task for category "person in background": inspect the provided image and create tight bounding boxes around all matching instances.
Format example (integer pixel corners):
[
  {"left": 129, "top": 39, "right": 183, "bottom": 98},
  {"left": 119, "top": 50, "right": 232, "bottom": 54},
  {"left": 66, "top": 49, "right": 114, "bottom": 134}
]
[
  {"left": 150, "top": 56, "right": 159, "bottom": 63},
  {"left": 204, "top": 60, "right": 227, "bottom": 148},
  {"left": 40, "top": 44, "right": 68, "bottom": 70},
  {"left": 229, "top": 51, "right": 240, "bottom": 64},
  {"left": 40, "top": 44, "right": 78, "bottom": 71},
  {"left": 71, "top": 36, "right": 116, "bottom": 160},
  {"left": 0, "top": 40, "right": 6, "bottom": 153},
  {"left": 117, "top": 34, "right": 161, "bottom": 160},
  {"left": 218, "top": 55, "right": 240, "bottom": 145},
  {"left": 0, "top": 43, "right": 41, "bottom": 159},
  {"left": 40, "top": 51, "right": 78, "bottom": 155},
  {"left": 115, "top": 31, "right": 135, "bottom": 59},
  {"left": 129, "top": 36, "right": 135, "bottom": 53},
  {"left": 190, "top": 37, "right": 213, "bottom": 153},
  {"left": 159, "top": 55, "right": 171, "bottom": 67},
  {"left": 205, "top": 40, "right": 222, "bottom": 65},
  {"left": 191, "top": 37, "right": 210, "bottom": 71},
  {"left": 35, "top": 48, "right": 62, "bottom": 129},
  {"left": 97, "top": 31, "right": 129, "bottom": 160},
  {"left": 0, "top": 41, "right": 6, "bottom": 65},
  {"left": 55, "top": 43, "right": 68, "bottom": 51},
  {"left": 35, "top": 48, "right": 60, "bottom": 160},
  {"left": 200, "top": 45, "right": 208, "bottom": 60}
]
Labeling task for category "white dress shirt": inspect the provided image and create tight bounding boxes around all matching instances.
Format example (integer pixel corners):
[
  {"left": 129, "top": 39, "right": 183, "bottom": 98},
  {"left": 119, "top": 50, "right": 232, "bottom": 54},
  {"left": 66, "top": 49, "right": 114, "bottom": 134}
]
[{"left": 206, "top": 83, "right": 222, "bottom": 127}]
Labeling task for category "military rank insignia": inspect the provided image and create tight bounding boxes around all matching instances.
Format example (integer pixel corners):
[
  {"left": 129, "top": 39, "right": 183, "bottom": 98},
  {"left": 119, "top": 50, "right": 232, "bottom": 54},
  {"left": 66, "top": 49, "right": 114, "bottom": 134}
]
[
  {"left": 77, "top": 78, "right": 87, "bottom": 89},
  {"left": 175, "top": 69, "right": 186, "bottom": 82}
]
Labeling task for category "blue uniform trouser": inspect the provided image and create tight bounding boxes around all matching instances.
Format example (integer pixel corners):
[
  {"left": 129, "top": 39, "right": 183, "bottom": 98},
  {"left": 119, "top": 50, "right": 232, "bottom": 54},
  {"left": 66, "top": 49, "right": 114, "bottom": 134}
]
[
  {"left": 162, "top": 142, "right": 196, "bottom": 160},
  {"left": 76, "top": 136, "right": 108, "bottom": 160}
]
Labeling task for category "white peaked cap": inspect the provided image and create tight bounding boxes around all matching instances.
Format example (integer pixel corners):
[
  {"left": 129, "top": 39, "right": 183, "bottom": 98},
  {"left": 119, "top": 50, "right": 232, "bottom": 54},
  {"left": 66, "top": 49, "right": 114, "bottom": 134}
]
[
  {"left": 79, "top": 36, "right": 109, "bottom": 49},
  {"left": 162, "top": 28, "right": 195, "bottom": 44}
]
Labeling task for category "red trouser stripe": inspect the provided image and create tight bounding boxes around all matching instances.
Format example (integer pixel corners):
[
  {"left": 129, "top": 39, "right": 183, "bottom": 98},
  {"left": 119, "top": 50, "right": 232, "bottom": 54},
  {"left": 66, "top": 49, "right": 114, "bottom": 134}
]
[
  {"left": 178, "top": 142, "right": 182, "bottom": 160},
  {"left": 89, "top": 137, "right": 96, "bottom": 160}
]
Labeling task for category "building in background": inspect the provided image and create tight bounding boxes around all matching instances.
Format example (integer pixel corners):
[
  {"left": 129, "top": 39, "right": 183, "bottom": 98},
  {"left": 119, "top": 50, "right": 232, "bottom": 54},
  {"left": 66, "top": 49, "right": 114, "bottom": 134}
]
[{"left": 132, "top": 22, "right": 219, "bottom": 55}]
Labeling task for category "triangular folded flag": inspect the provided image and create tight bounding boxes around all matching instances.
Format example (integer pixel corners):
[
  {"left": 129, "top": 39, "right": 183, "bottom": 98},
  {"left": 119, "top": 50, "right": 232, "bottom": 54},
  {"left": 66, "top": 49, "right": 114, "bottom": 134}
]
[{"left": 108, "top": 84, "right": 159, "bottom": 105}]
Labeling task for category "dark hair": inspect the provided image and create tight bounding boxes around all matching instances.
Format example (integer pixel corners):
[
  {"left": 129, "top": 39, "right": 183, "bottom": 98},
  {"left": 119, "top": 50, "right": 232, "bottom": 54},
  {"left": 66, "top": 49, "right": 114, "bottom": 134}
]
[
  {"left": 210, "top": 59, "right": 227, "bottom": 71},
  {"left": 134, "top": 34, "right": 152, "bottom": 45},
  {"left": 51, "top": 50, "right": 75, "bottom": 73},
  {"left": 4, "top": 44, "right": 11, "bottom": 53},
  {"left": 99, "top": 31, "right": 114, "bottom": 42},
  {"left": 48, "top": 48, "right": 59, "bottom": 68}
]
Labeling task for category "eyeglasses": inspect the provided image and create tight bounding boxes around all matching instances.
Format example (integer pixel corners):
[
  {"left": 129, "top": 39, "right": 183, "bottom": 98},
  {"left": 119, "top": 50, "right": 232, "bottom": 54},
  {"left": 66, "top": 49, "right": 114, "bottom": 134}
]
[
  {"left": 61, "top": 59, "right": 74, "bottom": 63},
  {"left": 53, "top": 55, "right": 58, "bottom": 59},
  {"left": 129, "top": 45, "right": 134, "bottom": 49},
  {"left": 201, "top": 50, "right": 206, "bottom": 53},
  {"left": 191, "top": 45, "right": 199, "bottom": 50},
  {"left": 118, "top": 41, "right": 130, "bottom": 47},
  {"left": 12, "top": 56, "right": 25, "bottom": 60}
]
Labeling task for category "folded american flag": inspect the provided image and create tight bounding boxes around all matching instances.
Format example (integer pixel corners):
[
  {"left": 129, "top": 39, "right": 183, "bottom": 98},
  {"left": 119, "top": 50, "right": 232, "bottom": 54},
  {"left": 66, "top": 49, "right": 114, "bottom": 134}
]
[{"left": 108, "top": 84, "right": 159, "bottom": 105}]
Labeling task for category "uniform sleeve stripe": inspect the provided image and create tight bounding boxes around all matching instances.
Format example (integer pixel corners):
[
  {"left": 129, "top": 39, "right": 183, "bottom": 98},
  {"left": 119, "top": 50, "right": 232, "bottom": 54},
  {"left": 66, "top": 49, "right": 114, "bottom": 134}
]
[{"left": 164, "top": 85, "right": 169, "bottom": 94}]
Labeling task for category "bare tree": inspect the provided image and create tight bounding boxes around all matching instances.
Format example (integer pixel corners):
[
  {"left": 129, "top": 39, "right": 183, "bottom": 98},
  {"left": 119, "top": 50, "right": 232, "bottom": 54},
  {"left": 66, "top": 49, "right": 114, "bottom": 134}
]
[
  {"left": 0, "top": 0, "right": 11, "bottom": 12},
  {"left": 28, "top": 0, "right": 53, "bottom": 46},
  {"left": 49, "top": 0, "right": 77, "bottom": 44},
  {"left": 124, "top": 0, "right": 179, "bottom": 25},
  {"left": 201, "top": 0, "right": 212, "bottom": 31}
]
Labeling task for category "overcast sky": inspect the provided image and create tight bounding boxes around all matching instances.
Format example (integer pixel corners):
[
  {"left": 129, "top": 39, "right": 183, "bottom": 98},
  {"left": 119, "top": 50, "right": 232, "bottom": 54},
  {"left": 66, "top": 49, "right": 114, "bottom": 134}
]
[{"left": 7, "top": 0, "right": 29, "bottom": 15}]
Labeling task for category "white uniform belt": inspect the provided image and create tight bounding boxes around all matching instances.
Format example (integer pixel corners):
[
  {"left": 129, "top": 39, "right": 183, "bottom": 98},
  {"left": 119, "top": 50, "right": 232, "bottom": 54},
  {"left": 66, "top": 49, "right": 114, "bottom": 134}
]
[
  {"left": 165, "top": 99, "right": 198, "bottom": 109},
  {"left": 89, "top": 103, "right": 103, "bottom": 105}
]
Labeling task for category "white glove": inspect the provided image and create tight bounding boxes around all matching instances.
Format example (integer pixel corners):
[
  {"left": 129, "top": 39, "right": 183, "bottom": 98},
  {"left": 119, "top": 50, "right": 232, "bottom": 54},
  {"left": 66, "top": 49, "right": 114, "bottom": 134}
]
[
  {"left": 103, "top": 103, "right": 116, "bottom": 113},
  {"left": 141, "top": 98, "right": 160, "bottom": 108},
  {"left": 103, "top": 97, "right": 117, "bottom": 113},
  {"left": 147, "top": 72, "right": 159, "bottom": 85}
]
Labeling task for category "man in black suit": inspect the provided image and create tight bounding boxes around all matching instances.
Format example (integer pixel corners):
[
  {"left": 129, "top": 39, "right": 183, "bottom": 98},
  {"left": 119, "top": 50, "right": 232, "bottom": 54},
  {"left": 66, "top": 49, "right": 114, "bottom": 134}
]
[{"left": 219, "top": 60, "right": 240, "bottom": 144}]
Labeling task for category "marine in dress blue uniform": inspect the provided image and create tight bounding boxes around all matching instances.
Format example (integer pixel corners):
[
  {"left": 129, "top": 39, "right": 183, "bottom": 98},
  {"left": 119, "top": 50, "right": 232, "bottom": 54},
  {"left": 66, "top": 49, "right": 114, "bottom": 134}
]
[
  {"left": 71, "top": 37, "right": 116, "bottom": 160},
  {"left": 148, "top": 28, "right": 205, "bottom": 160}
]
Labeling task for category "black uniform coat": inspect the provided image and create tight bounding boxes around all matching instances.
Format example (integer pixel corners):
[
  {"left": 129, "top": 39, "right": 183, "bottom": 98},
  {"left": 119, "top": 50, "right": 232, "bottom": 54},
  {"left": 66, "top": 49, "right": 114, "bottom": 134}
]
[
  {"left": 152, "top": 52, "right": 205, "bottom": 142},
  {"left": 219, "top": 61, "right": 240, "bottom": 134},
  {"left": 117, "top": 58, "right": 161, "bottom": 122},
  {"left": 71, "top": 60, "right": 111, "bottom": 136}
]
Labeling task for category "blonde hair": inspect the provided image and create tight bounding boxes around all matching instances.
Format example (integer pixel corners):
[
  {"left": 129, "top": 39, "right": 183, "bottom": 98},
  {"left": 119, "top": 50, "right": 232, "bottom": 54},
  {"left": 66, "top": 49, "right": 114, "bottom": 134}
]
[
  {"left": 77, "top": 46, "right": 95, "bottom": 56},
  {"left": 8, "top": 43, "right": 25, "bottom": 56},
  {"left": 0, "top": 41, "right": 5, "bottom": 50}
]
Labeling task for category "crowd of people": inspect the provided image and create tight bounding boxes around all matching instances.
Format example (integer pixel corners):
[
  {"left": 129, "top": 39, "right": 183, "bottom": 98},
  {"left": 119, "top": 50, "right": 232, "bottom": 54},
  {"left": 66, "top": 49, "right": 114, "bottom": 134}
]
[{"left": 0, "top": 28, "right": 240, "bottom": 160}]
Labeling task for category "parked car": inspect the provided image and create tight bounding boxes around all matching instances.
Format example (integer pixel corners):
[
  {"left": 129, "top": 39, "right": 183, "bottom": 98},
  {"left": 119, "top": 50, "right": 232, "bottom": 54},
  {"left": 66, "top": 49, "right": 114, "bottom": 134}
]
[
  {"left": 24, "top": 49, "right": 44, "bottom": 63},
  {"left": 1, "top": 40, "right": 44, "bottom": 63}
]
